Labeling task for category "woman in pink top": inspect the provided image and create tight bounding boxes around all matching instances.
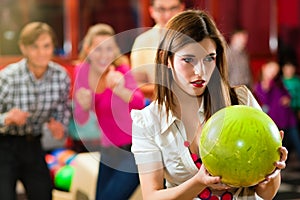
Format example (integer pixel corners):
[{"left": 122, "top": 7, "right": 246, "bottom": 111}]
[{"left": 73, "top": 23, "right": 144, "bottom": 200}]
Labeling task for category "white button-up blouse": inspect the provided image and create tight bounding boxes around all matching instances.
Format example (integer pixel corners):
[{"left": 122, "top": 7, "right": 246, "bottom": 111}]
[{"left": 131, "top": 85, "right": 263, "bottom": 199}]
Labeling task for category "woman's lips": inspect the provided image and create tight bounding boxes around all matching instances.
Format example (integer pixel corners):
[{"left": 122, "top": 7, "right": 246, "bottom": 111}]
[{"left": 191, "top": 80, "right": 206, "bottom": 87}]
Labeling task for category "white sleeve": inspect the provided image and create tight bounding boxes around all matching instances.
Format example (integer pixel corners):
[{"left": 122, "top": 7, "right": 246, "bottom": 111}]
[
  {"left": 131, "top": 109, "right": 163, "bottom": 165},
  {"left": 235, "top": 85, "right": 262, "bottom": 110}
]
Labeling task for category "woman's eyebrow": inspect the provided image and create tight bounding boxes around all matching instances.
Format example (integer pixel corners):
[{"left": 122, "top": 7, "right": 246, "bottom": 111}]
[
  {"left": 208, "top": 53, "right": 217, "bottom": 56},
  {"left": 177, "top": 53, "right": 196, "bottom": 57},
  {"left": 177, "top": 51, "right": 216, "bottom": 58}
]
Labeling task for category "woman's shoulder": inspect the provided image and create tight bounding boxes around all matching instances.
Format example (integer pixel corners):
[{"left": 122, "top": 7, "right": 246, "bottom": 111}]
[
  {"left": 233, "top": 85, "right": 262, "bottom": 109},
  {"left": 131, "top": 102, "right": 161, "bottom": 127},
  {"left": 233, "top": 85, "right": 250, "bottom": 95}
]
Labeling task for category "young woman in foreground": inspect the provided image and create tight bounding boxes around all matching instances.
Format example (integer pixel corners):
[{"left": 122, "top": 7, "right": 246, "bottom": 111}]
[{"left": 131, "top": 10, "right": 288, "bottom": 200}]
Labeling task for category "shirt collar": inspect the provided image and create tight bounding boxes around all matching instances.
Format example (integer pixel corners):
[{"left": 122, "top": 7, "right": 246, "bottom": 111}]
[
  {"left": 159, "top": 99, "right": 205, "bottom": 134},
  {"left": 157, "top": 103, "right": 176, "bottom": 134},
  {"left": 198, "top": 99, "right": 205, "bottom": 124},
  {"left": 22, "top": 58, "right": 52, "bottom": 83},
  {"left": 19, "top": 59, "right": 31, "bottom": 83}
]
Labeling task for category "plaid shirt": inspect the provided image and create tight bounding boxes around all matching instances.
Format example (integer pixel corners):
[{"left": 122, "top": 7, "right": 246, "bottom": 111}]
[{"left": 0, "top": 58, "right": 71, "bottom": 136}]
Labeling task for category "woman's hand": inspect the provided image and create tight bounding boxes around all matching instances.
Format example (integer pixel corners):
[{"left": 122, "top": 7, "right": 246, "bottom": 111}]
[
  {"left": 280, "top": 96, "right": 290, "bottom": 107},
  {"left": 75, "top": 87, "right": 92, "bottom": 111},
  {"left": 106, "top": 66, "right": 125, "bottom": 90},
  {"left": 255, "top": 130, "right": 287, "bottom": 200},
  {"left": 259, "top": 146, "right": 288, "bottom": 185},
  {"left": 106, "top": 66, "right": 133, "bottom": 102},
  {"left": 196, "top": 164, "right": 231, "bottom": 191}
]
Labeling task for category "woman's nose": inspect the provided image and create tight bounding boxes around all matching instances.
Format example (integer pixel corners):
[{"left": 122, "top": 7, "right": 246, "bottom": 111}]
[{"left": 194, "top": 61, "right": 204, "bottom": 75}]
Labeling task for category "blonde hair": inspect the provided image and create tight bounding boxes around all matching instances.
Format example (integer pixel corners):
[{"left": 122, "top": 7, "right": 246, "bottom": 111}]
[
  {"left": 19, "top": 22, "right": 57, "bottom": 47},
  {"left": 79, "top": 23, "right": 128, "bottom": 65}
]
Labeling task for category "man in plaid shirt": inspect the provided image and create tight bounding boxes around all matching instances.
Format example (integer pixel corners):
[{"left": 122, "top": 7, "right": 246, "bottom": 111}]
[{"left": 0, "top": 22, "right": 71, "bottom": 200}]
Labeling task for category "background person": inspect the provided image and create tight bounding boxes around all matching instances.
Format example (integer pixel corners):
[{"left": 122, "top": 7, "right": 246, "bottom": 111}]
[
  {"left": 0, "top": 22, "right": 71, "bottom": 200},
  {"left": 131, "top": 10, "right": 287, "bottom": 200},
  {"left": 253, "top": 60, "right": 300, "bottom": 161},
  {"left": 227, "top": 28, "right": 253, "bottom": 89},
  {"left": 282, "top": 61, "right": 300, "bottom": 129},
  {"left": 73, "top": 23, "right": 145, "bottom": 200},
  {"left": 130, "top": 0, "right": 185, "bottom": 100}
]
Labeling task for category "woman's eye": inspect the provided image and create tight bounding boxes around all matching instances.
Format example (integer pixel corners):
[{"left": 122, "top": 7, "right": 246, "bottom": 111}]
[
  {"left": 203, "top": 55, "right": 216, "bottom": 63},
  {"left": 182, "top": 57, "right": 194, "bottom": 63}
]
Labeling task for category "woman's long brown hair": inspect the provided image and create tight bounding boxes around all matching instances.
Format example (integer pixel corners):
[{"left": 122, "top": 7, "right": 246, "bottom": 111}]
[{"left": 154, "top": 10, "right": 237, "bottom": 120}]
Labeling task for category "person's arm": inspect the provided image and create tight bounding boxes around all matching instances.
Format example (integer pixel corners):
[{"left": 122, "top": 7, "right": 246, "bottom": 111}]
[
  {"left": 130, "top": 36, "right": 147, "bottom": 70},
  {"left": 138, "top": 162, "right": 229, "bottom": 200},
  {"left": 255, "top": 130, "right": 288, "bottom": 199},
  {"left": 73, "top": 88, "right": 91, "bottom": 125},
  {"left": 51, "top": 70, "right": 71, "bottom": 132},
  {"left": 131, "top": 36, "right": 156, "bottom": 99},
  {"left": 113, "top": 86, "right": 134, "bottom": 103},
  {"left": 131, "top": 109, "right": 227, "bottom": 200},
  {"left": 255, "top": 173, "right": 281, "bottom": 200},
  {"left": 3, "top": 108, "right": 30, "bottom": 126},
  {"left": 124, "top": 67, "right": 145, "bottom": 109},
  {"left": 236, "top": 86, "right": 289, "bottom": 199},
  {"left": 255, "top": 146, "right": 288, "bottom": 199},
  {"left": 46, "top": 69, "right": 71, "bottom": 140},
  {"left": 110, "top": 65, "right": 145, "bottom": 109},
  {"left": 0, "top": 70, "right": 29, "bottom": 128},
  {"left": 0, "top": 74, "right": 9, "bottom": 128},
  {"left": 0, "top": 65, "right": 30, "bottom": 128},
  {"left": 72, "top": 65, "right": 90, "bottom": 125},
  {"left": 113, "top": 84, "right": 144, "bottom": 109}
]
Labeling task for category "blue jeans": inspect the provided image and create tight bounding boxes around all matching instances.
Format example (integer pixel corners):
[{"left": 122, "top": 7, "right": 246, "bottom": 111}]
[{"left": 95, "top": 146, "right": 140, "bottom": 200}]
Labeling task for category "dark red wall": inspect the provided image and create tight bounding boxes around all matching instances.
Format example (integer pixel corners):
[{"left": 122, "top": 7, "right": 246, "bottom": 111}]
[
  {"left": 278, "top": 0, "right": 300, "bottom": 72},
  {"left": 204, "top": 0, "right": 300, "bottom": 80}
]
